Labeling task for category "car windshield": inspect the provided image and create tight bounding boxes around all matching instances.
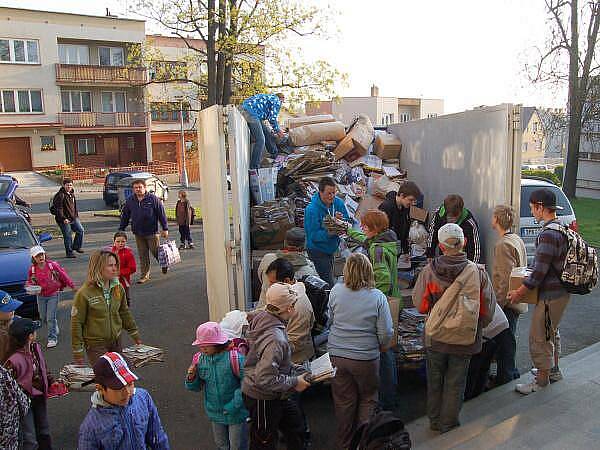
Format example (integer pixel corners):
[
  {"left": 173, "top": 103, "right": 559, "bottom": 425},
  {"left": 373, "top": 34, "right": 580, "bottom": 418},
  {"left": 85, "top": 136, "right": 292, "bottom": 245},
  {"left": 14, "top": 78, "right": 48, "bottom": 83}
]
[
  {"left": 520, "top": 185, "right": 574, "bottom": 217},
  {"left": 0, "top": 217, "right": 36, "bottom": 249},
  {"left": 0, "top": 180, "right": 12, "bottom": 196},
  {"left": 107, "top": 174, "right": 128, "bottom": 184}
]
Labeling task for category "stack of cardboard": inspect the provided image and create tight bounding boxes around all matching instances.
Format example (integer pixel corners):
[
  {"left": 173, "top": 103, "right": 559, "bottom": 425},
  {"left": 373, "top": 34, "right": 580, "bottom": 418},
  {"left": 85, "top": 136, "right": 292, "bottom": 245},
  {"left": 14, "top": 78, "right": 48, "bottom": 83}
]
[
  {"left": 251, "top": 198, "right": 295, "bottom": 250},
  {"left": 374, "top": 132, "right": 402, "bottom": 160},
  {"left": 334, "top": 115, "right": 375, "bottom": 162},
  {"left": 287, "top": 114, "right": 336, "bottom": 129},
  {"left": 288, "top": 121, "right": 346, "bottom": 147}
]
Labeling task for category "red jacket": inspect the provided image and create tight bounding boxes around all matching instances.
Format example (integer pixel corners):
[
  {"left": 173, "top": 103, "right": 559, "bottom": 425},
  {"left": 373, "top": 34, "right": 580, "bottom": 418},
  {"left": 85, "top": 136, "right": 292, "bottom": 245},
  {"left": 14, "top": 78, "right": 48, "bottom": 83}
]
[{"left": 111, "top": 245, "right": 137, "bottom": 288}]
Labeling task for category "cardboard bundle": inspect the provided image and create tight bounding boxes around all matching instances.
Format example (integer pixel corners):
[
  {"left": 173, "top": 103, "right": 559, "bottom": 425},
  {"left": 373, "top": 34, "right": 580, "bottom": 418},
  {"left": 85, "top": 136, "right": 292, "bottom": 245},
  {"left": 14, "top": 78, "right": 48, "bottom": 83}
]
[
  {"left": 122, "top": 344, "right": 165, "bottom": 368},
  {"left": 287, "top": 114, "right": 335, "bottom": 129},
  {"left": 288, "top": 121, "right": 346, "bottom": 146},
  {"left": 334, "top": 114, "right": 375, "bottom": 161},
  {"left": 374, "top": 133, "right": 402, "bottom": 160},
  {"left": 372, "top": 175, "right": 401, "bottom": 198}
]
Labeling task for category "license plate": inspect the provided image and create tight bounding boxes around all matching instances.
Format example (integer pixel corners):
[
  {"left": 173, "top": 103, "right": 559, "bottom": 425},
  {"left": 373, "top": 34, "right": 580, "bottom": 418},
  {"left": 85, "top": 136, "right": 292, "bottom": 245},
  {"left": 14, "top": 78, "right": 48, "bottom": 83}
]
[{"left": 521, "top": 227, "right": 541, "bottom": 238}]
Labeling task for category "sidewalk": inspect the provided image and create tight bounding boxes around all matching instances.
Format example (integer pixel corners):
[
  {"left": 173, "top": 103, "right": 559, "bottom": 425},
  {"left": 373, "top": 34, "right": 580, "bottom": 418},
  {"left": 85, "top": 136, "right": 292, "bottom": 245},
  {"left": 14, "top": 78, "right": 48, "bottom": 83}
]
[{"left": 408, "top": 341, "right": 600, "bottom": 449}]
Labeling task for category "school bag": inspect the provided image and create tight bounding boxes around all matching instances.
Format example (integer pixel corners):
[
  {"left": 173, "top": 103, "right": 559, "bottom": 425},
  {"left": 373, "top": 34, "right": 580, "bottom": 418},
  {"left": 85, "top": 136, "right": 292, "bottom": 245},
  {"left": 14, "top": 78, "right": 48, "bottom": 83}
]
[
  {"left": 543, "top": 222, "right": 598, "bottom": 295},
  {"left": 425, "top": 261, "right": 481, "bottom": 346},
  {"left": 191, "top": 339, "right": 248, "bottom": 378},
  {"left": 349, "top": 411, "right": 411, "bottom": 450},
  {"left": 49, "top": 192, "right": 59, "bottom": 215}
]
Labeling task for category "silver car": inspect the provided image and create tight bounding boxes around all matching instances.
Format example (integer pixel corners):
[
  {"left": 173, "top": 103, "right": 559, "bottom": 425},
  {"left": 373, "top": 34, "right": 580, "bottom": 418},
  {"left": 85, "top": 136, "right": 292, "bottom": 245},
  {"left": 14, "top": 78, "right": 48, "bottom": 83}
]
[{"left": 520, "top": 177, "right": 577, "bottom": 265}]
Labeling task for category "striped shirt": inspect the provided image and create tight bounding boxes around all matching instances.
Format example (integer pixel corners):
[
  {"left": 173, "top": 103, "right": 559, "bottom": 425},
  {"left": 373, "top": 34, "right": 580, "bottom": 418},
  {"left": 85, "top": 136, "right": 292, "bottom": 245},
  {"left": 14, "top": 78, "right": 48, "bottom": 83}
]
[{"left": 523, "top": 219, "right": 568, "bottom": 301}]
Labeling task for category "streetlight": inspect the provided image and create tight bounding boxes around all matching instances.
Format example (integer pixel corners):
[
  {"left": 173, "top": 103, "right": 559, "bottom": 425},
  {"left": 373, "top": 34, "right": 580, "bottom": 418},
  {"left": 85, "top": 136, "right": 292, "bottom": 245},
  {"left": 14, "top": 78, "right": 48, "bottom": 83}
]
[{"left": 175, "top": 95, "right": 189, "bottom": 188}]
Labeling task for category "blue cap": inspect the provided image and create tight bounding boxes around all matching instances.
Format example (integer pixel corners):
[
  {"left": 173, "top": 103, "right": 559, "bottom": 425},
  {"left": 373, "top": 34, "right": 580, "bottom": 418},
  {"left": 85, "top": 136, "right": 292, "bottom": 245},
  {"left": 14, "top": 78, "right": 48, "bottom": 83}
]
[{"left": 0, "top": 290, "right": 23, "bottom": 313}]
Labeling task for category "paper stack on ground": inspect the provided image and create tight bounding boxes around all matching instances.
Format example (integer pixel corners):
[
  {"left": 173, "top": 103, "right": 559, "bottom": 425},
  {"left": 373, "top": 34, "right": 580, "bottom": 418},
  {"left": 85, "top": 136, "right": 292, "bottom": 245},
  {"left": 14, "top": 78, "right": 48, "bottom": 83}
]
[
  {"left": 309, "top": 352, "right": 336, "bottom": 383},
  {"left": 121, "top": 344, "right": 165, "bottom": 368}
]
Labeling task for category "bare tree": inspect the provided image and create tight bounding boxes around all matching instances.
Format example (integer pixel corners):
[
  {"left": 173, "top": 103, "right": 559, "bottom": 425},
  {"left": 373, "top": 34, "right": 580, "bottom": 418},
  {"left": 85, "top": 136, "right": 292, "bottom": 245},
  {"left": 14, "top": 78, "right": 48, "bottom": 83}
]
[{"left": 528, "top": 0, "right": 600, "bottom": 198}]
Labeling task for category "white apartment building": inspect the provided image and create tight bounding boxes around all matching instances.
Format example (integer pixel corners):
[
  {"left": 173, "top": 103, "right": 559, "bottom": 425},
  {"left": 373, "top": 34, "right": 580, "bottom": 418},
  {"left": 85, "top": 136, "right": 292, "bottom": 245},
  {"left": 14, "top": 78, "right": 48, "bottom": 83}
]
[
  {"left": 305, "top": 85, "right": 444, "bottom": 127},
  {"left": 0, "top": 7, "right": 150, "bottom": 171}
]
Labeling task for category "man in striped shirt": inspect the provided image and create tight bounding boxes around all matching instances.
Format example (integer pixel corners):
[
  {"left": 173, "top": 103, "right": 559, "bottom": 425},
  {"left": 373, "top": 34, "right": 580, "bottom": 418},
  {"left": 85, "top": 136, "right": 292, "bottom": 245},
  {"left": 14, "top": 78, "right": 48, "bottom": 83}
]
[
  {"left": 427, "top": 194, "right": 482, "bottom": 264},
  {"left": 508, "top": 188, "right": 569, "bottom": 394},
  {"left": 241, "top": 93, "right": 285, "bottom": 169}
]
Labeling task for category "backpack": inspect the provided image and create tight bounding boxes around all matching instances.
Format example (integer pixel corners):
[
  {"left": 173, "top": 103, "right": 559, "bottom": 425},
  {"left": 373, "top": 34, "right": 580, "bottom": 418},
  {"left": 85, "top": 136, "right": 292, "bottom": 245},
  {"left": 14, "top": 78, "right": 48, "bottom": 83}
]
[
  {"left": 49, "top": 192, "right": 59, "bottom": 215},
  {"left": 191, "top": 339, "right": 248, "bottom": 379},
  {"left": 543, "top": 222, "right": 598, "bottom": 295},
  {"left": 425, "top": 261, "right": 481, "bottom": 345},
  {"left": 349, "top": 411, "right": 411, "bottom": 450}
]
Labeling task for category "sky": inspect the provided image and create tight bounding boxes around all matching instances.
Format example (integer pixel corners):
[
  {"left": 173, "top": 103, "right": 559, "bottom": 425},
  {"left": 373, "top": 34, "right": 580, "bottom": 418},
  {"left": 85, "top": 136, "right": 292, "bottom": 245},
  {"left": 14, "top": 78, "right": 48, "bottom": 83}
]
[{"left": 0, "top": 0, "right": 566, "bottom": 113}]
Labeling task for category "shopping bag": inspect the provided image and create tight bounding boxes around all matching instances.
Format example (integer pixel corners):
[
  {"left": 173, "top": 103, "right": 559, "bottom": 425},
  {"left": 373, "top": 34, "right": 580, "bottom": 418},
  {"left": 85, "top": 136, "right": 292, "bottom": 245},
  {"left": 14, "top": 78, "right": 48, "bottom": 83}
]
[{"left": 158, "top": 240, "right": 181, "bottom": 268}]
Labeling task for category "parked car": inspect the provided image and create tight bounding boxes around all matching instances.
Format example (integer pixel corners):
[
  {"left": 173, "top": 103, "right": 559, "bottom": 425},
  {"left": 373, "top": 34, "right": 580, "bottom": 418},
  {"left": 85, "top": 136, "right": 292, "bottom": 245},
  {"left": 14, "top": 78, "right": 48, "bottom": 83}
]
[
  {"left": 117, "top": 173, "right": 169, "bottom": 210},
  {"left": 103, "top": 171, "right": 145, "bottom": 207},
  {"left": 0, "top": 205, "right": 52, "bottom": 319},
  {"left": 520, "top": 177, "right": 577, "bottom": 265}
]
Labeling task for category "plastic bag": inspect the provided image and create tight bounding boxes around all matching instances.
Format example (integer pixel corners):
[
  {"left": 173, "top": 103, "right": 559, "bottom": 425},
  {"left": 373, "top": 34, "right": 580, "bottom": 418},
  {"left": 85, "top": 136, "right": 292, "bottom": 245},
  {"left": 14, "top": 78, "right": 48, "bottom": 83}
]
[{"left": 408, "top": 221, "right": 428, "bottom": 247}]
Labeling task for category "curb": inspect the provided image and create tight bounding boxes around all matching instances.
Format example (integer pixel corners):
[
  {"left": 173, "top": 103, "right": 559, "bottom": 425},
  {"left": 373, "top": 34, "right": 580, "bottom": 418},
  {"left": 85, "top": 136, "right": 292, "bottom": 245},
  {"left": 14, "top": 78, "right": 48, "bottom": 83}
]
[{"left": 93, "top": 212, "right": 203, "bottom": 224}]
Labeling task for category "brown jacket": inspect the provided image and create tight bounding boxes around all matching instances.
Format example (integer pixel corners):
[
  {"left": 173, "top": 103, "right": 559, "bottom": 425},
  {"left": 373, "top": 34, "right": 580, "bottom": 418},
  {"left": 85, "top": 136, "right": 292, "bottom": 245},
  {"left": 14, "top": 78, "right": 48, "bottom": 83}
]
[
  {"left": 287, "top": 282, "right": 315, "bottom": 363},
  {"left": 175, "top": 199, "right": 195, "bottom": 226},
  {"left": 492, "top": 233, "right": 527, "bottom": 309}
]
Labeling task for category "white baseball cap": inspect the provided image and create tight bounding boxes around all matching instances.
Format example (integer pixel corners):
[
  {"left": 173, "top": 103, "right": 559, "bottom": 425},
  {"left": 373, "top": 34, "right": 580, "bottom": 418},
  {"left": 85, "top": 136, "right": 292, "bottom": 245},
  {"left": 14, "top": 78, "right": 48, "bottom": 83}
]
[
  {"left": 438, "top": 223, "right": 464, "bottom": 248},
  {"left": 30, "top": 245, "right": 46, "bottom": 258}
]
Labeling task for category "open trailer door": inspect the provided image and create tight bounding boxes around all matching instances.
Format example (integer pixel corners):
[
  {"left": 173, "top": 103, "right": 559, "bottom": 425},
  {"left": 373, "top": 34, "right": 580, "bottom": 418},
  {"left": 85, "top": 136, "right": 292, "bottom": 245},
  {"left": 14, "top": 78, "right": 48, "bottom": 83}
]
[
  {"left": 198, "top": 105, "right": 251, "bottom": 321},
  {"left": 387, "top": 104, "right": 522, "bottom": 268}
]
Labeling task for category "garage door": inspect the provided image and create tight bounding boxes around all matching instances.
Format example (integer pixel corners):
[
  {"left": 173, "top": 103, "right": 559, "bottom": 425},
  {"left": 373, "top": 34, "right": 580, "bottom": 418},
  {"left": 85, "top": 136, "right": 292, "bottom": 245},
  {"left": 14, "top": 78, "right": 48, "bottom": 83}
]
[
  {"left": 153, "top": 141, "right": 177, "bottom": 162},
  {"left": 0, "top": 137, "right": 32, "bottom": 171}
]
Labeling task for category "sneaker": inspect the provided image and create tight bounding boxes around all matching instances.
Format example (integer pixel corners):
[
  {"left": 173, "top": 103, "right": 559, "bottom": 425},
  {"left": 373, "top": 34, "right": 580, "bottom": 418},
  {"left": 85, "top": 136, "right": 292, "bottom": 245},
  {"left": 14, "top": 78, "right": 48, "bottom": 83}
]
[
  {"left": 66, "top": 253, "right": 77, "bottom": 258},
  {"left": 161, "top": 267, "right": 168, "bottom": 274},
  {"left": 188, "top": 243, "right": 195, "bottom": 249},
  {"left": 179, "top": 244, "right": 186, "bottom": 250},
  {"left": 530, "top": 367, "right": 564, "bottom": 383},
  {"left": 137, "top": 276, "right": 150, "bottom": 284},
  {"left": 47, "top": 339, "right": 57, "bottom": 348},
  {"left": 515, "top": 381, "right": 547, "bottom": 395},
  {"left": 74, "top": 248, "right": 84, "bottom": 254}
]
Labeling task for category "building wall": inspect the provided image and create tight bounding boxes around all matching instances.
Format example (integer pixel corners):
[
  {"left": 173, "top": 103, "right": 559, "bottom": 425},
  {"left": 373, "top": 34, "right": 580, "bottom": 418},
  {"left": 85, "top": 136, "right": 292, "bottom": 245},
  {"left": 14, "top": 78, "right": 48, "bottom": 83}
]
[
  {"left": 332, "top": 97, "right": 378, "bottom": 126},
  {"left": 305, "top": 100, "right": 333, "bottom": 116},
  {"left": 0, "top": 128, "right": 65, "bottom": 167},
  {"left": 576, "top": 158, "right": 600, "bottom": 199},
  {"left": 376, "top": 97, "right": 398, "bottom": 126},
  {"left": 397, "top": 104, "right": 420, "bottom": 122},
  {"left": 521, "top": 110, "right": 546, "bottom": 162},
  {"left": 420, "top": 98, "right": 444, "bottom": 119}
]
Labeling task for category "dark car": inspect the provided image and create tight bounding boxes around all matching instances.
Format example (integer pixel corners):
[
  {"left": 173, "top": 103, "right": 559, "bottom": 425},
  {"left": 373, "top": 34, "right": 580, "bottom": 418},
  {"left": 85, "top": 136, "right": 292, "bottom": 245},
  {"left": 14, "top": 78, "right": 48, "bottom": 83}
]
[{"left": 103, "top": 172, "right": 138, "bottom": 207}]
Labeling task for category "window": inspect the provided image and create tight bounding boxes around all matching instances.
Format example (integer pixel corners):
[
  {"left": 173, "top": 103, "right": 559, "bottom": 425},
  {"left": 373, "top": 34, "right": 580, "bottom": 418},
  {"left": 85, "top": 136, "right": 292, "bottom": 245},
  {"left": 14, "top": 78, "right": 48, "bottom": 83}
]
[
  {"left": 40, "top": 136, "right": 56, "bottom": 151},
  {"left": 127, "top": 136, "right": 135, "bottom": 150},
  {"left": 150, "top": 102, "right": 190, "bottom": 122},
  {"left": 99, "top": 47, "right": 124, "bottom": 67},
  {"left": 101, "top": 92, "right": 127, "bottom": 113},
  {"left": 400, "top": 112, "right": 411, "bottom": 122},
  {"left": 78, "top": 138, "right": 96, "bottom": 155},
  {"left": 58, "top": 44, "right": 89, "bottom": 65},
  {"left": 0, "top": 89, "right": 43, "bottom": 113},
  {"left": 61, "top": 91, "right": 92, "bottom": 112},
  {"left": 149, "top": 61, "right": 187, "bottom": 81},
  {"left": 522, "top": 142, "right": 528, "bottom": 152},
  {"left": 427, "top": 113, "right": 438, "bottom": 119},
  {"left": 0, "top": 39, "right": 39, "bottom": 64}
]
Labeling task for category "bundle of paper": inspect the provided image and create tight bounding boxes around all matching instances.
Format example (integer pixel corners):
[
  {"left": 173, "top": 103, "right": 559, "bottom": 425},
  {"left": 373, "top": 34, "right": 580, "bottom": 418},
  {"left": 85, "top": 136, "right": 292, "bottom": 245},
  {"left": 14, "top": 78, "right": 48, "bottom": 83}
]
[
  {"left": 121, "top": 344, "right": 165, "bottom": 368},
  {"left": 308, "top": 352, "right": 336, "bottom": 383},
  {"left": 323, "top": 215, "right": 348, "bottom": 236},
  {"left": 59, "top": 364, "right": 95, "bottom": 390}
]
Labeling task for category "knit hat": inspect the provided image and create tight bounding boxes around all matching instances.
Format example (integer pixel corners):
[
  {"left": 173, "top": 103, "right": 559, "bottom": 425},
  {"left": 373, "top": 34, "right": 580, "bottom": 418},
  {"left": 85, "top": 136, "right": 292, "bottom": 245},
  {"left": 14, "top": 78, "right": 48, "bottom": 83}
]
[
  {"left": 93, "top": 352, "right": 139, "bottom": 390},
  {"left": 192, "top": 322, "right": 229, "bottom": 346},
  {"left": 284, "top": 227, "right": 306, "bottom": 249},
  {"left": 220, "top": 310, "right": 248, "bottom": 339},
  {"left": 8, "top": 317, "right": 41, "bottom": 338},
  {"left": 266, "top": 283, "right": 298, "bottom": 313},
  {"left": 30, "top": 245, "right": 45, "bottom": 258},
  {"left": 438, "top": 223, "right": 464, "bottom": 248}
]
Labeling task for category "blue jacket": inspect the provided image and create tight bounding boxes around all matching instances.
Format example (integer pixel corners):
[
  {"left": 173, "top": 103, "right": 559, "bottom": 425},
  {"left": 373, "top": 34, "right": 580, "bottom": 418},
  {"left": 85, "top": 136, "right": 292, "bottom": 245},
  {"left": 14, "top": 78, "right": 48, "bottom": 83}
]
[
  {"left": 78, "top": 388, "right": 170, "bottom": 450},
  {"left": 119, "top": 193, "right": 168, "bottom": 237},
  {"left": 185, "top": 351, "right": 248, "bottom": 425},
  {"left": 241, "top": 94, "right": 281, "bottom": 132},
  {"left": 304, "top": 192, "right": 350, "bottom": 255}
]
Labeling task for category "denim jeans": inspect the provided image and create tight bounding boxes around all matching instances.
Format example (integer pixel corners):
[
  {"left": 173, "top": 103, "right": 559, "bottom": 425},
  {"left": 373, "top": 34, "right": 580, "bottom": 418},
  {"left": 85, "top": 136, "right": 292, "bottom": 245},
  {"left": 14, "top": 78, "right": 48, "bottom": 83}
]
[
  {"left": 426, "top": 350, "right": 471, "bottom": 432},
  {"left": 20, "top": 396, "right": 51, "bottom": 450},
  {"left": 58, "top": 218, "right": 84, "bottom": 255},
  {"left": 379, "top": 348, "right": 400, "bottom": 411},
  {"left": 178, "top": 225, "right": 193, "bottom": 244},
  {"left": 37, "top": 293, "right": 59, "bottom": 341},
  {"left": 244, "top": 111, "right": 278, "bottom": 169},
  {"left": 211, "top": 421, "right": 248, "bottom": 450},
  {"left": 306, "top": 248, "right": 335, "bottom": 288},
  {"left": 502, "top": 308, "right": 521, "bottom": 379}
]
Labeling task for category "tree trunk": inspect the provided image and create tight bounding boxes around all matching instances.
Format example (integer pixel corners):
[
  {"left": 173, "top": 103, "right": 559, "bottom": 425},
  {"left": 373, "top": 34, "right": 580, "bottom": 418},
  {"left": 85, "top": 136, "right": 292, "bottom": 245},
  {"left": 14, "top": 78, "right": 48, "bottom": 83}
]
[
  {"left": 564, "top": 0, "right": 580, "bottom": 198},
  {"left": 215, "top": 0, "right": 227, "bottom": 104},
  {"left": 222, "top": 0, "right": 238, "bottom": 104},
  {"left": 206, "top": 0, "right": 217, "bottom": 106}
]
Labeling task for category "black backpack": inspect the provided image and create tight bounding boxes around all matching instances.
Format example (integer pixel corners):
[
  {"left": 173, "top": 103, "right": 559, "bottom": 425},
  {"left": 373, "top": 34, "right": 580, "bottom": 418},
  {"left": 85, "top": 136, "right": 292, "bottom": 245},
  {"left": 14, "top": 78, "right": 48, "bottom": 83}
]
[
  {"left": 49, "top": 192, "right": 59, "bottom": 215},
  {"left": 350, "top": 412, "right": 412, "bottom": 450},
  {"left": 300, "top": 275, "right": 330, "bottom": 328}
]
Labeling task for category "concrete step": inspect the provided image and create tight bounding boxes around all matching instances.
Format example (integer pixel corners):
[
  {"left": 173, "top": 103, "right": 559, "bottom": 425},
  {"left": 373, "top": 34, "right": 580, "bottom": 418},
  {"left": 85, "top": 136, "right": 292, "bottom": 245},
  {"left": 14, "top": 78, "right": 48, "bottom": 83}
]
[{"left": 408, "top": 341, "right": 600, "bottom": 449}]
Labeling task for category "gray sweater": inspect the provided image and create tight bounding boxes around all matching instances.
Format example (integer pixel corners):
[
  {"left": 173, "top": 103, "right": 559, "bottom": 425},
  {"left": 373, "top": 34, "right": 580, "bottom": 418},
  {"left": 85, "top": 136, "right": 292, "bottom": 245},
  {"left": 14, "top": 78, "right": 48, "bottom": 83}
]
[{"left": 327, "top": 284, "right": 394, "bottom": 361}]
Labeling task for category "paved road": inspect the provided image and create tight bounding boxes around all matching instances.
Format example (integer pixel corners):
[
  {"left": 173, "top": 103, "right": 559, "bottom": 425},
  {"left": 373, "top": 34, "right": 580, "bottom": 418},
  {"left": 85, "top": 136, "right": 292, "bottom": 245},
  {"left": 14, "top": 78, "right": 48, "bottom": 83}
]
[{"left": 33, "top": 213, "right": 600, "bottom": 450}]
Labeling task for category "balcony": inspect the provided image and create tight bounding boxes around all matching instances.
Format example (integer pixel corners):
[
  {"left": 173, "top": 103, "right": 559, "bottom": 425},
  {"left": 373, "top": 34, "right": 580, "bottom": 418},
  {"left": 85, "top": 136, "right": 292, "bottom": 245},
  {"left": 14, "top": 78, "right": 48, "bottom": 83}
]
[
  {"left": 55, "top": 64, "right": 147, "bottom": 85},
  {"left": 58, "top": 112, "right": 147, "bottom": 129}
]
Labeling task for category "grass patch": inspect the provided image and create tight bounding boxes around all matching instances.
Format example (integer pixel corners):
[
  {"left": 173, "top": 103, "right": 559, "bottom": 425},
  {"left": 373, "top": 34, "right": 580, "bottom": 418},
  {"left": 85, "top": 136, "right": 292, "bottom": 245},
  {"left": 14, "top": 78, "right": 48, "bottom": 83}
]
[
  {"left": 572, "top": 198, "right": 600, "bottom": 247},
  {"left": 97, "top": 207, "right": 204, "bottom": 221},
  {"left": 33, "top": 226, "right": 61, "bottom": 238}
]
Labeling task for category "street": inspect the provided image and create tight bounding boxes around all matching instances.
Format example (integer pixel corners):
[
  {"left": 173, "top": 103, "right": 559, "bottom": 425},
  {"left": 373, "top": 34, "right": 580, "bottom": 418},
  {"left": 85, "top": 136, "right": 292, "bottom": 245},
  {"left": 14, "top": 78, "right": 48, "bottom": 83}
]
[{"left": 17, "top": 184, "right": 600, "bottom": 449}]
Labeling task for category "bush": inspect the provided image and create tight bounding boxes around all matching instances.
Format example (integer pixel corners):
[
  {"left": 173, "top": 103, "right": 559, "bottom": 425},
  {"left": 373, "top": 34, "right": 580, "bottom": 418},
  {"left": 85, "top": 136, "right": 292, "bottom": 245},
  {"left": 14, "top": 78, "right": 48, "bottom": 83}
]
[
  {"left": 554, "top": 165, "right": 564, "bottom": 183},
  {"left": 521, "top": 169, "right": 562, "bottom": 186}
]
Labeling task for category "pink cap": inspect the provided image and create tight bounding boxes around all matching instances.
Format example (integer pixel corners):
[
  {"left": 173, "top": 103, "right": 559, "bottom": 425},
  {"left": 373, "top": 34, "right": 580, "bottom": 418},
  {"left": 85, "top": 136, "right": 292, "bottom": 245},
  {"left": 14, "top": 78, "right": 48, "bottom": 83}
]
[{"left": 192, "top": 322, "right": 229, "bottom": 346}]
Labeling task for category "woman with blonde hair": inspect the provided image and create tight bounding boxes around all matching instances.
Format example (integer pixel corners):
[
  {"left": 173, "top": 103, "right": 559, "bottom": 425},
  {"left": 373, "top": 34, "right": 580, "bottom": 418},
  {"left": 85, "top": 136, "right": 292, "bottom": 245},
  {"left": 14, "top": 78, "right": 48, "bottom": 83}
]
[
  {"left": 327, "top": 253, "right": 394, "bottom": 449},
  {"left": 71, "top": 250, "right": 141, "bottom": 365}
]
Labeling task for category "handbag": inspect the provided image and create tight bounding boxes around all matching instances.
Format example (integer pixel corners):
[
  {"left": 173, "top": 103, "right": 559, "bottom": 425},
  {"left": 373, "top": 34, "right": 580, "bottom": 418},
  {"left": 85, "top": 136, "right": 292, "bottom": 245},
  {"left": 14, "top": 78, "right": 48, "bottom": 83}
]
[{"left": 158, "top": 240, "right": 181, "bottom": 268}]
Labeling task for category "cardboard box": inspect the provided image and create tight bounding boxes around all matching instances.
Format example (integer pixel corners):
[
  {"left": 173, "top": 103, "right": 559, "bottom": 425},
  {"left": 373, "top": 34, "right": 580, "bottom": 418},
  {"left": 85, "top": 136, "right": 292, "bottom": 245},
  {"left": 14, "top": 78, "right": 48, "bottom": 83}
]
[
  {"left": 372, "top": 175, "right": 401, "bottom": 198},
  {"left": 410, "top": 206, "right": 429, "bottom": 223},
  {"left": 287, "top": 114, "right": 335, "bottom": 129},
  {"left": 374, "top": 133, "right": 402, "bottom": 160},
  {"left": 334, "top": 114, "right": 374, "bottom": 160},
  {"left": 387, "top": 296, "right": 401, "bottom": 348},
  {"left": 509, "top": 267, "right": 539, "bottom": 304},
  {"left": 356, "top": 194, "right": 384, "bottom": 220},
  {"left": 288, "top": 121, "right": 346, "bottom": 146},
  {"left": 249, "top": 168, "right": 277, "bottom": 205}
]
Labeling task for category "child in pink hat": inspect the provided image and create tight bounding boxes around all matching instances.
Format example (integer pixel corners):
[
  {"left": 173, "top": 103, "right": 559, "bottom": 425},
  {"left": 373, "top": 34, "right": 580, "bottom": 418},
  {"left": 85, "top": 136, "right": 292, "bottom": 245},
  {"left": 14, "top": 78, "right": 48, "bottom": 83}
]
[{"left": 185, "top": 322, "right": 248, "bottom": 450}]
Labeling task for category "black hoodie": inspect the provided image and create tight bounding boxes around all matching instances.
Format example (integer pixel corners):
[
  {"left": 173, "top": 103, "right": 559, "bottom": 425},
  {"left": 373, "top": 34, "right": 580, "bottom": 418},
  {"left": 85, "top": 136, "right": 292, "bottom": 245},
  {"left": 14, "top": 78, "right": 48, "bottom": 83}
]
[
  {"left": 379, "top": 191, "right": 411, "bottom": 253},
  {"left": 426, "top": 206, "right": 483, "bottom": 264}
]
